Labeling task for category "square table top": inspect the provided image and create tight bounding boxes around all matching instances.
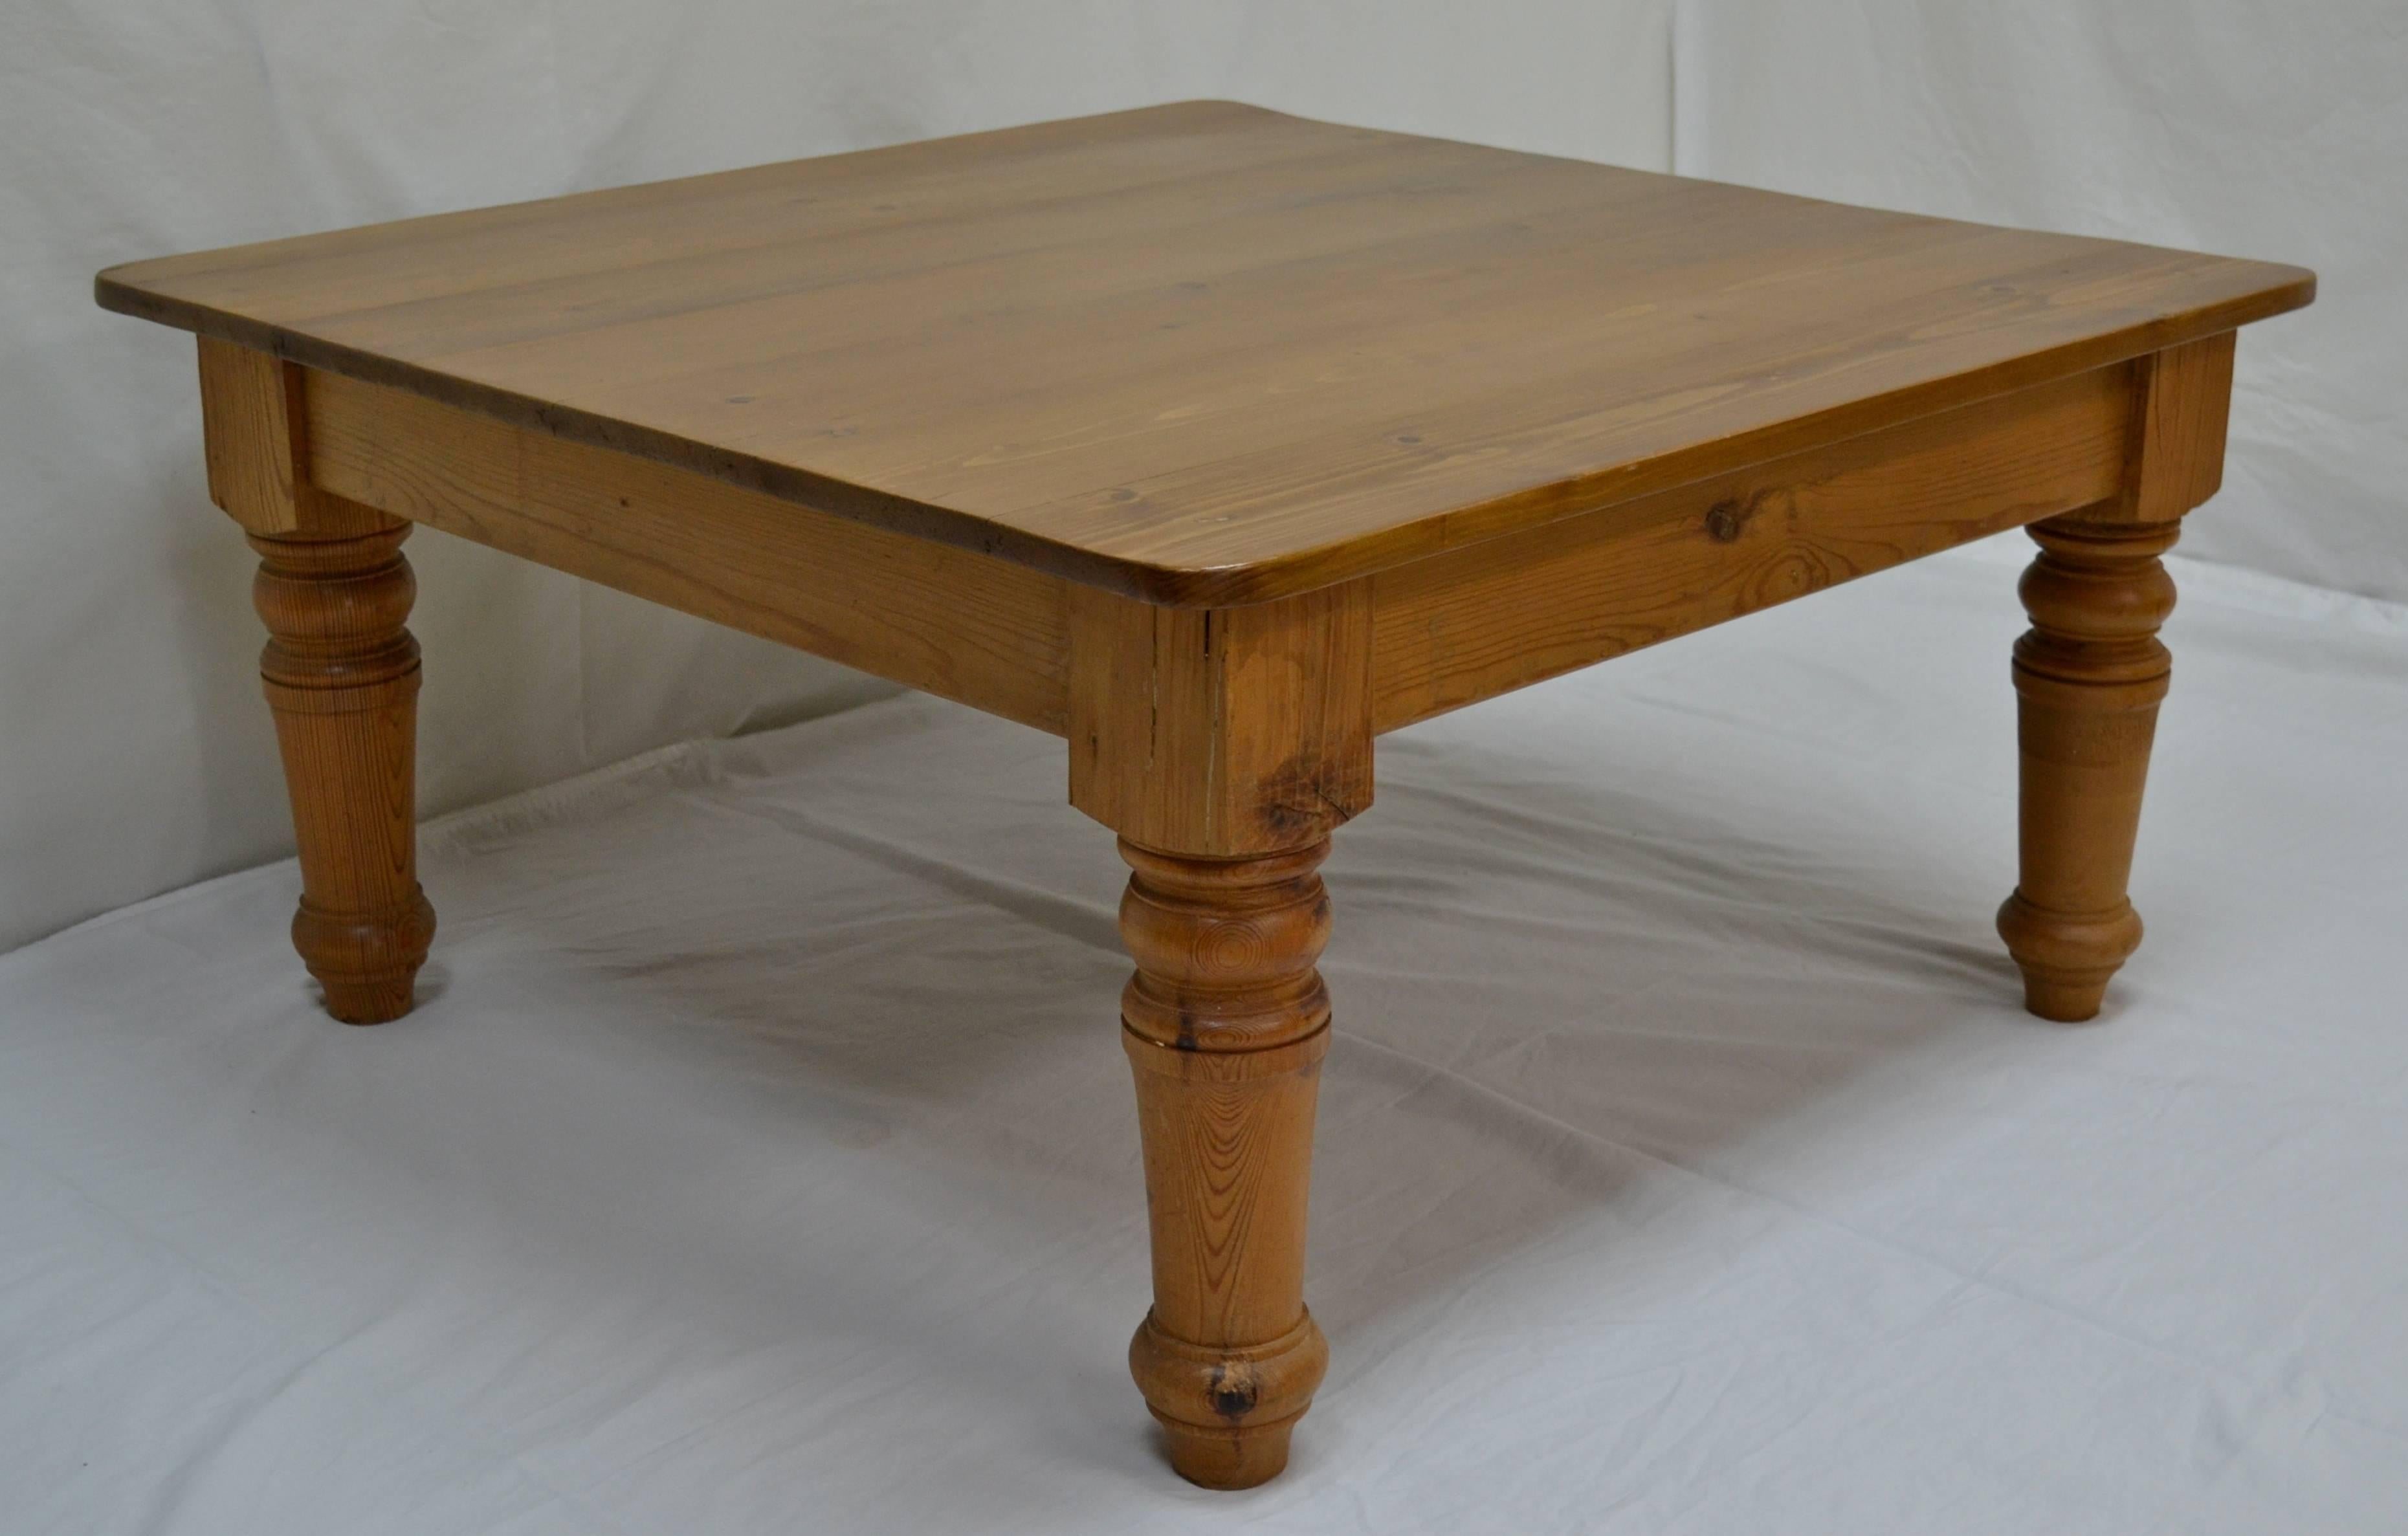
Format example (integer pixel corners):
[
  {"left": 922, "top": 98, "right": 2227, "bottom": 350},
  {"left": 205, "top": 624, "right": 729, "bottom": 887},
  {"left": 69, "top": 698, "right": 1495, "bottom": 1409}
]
[{"left": 98, "top": 100, "right": 2313, "bottom": 605}]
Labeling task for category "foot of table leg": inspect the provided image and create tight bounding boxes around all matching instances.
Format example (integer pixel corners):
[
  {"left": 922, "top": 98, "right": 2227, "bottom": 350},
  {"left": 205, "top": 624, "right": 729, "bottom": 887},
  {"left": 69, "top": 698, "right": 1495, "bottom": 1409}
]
[
  {"left": 250, "top": 525, "right": 435, "bottom": 1024},
  {"left": 1997, "top": 516, "right": 2178, "bottom": 1022},
  {"left": 1118, "top": 837, "right": 1332, "bottom": 1488}
]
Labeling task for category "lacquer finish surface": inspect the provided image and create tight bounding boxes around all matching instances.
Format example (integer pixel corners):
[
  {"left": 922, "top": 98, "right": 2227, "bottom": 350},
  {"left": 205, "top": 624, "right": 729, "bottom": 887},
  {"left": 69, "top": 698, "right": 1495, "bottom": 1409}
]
[{"left": 100, "top": 102, "right": 2310, "bottom": 604}]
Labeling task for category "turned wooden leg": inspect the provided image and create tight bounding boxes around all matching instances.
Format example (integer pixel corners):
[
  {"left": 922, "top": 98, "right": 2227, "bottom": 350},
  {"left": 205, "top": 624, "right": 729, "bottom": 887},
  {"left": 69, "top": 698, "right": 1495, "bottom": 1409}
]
[
  {"left": 1118, "top": 835, "right": 1334, "bottom": 1489},
  {"left": 250, "top": 525, "right": 436, "bottom": 1024},
  {"left": 1066, "top": 577, "right": 1369, "bottom": 1486},
  {"left": 1996, "top": 515, "right": 2179, "bottom": 1022}
]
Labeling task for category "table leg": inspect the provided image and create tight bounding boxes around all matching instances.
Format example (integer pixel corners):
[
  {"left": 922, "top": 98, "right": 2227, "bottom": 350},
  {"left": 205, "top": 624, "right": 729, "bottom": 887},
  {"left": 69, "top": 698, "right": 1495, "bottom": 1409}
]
[
  {"left": 1118, "top": 835, "right": 1334, "bottom": 1489},
  {"left": 1066, "top": 580, "right": 1369, "bottom": 1485},
  {"left": 250, "top": 525, "right": 436, "bottom": 1024},
  {"left": 1996, "top": 514, "right": 2180, "bottom": 1022}
]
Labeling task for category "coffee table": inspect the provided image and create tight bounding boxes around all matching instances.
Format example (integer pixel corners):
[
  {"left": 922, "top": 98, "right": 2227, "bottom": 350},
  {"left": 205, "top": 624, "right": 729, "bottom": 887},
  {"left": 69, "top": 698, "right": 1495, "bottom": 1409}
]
[{"left": 96, "top": 101, "right": 2312, "bottom": 1487}]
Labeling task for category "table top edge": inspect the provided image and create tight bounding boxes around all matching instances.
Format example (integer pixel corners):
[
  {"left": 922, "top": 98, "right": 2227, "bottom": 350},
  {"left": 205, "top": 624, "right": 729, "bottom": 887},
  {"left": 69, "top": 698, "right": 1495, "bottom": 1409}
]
[{"left": 92, "top": 110, "right": 2317, "bottom": 609}]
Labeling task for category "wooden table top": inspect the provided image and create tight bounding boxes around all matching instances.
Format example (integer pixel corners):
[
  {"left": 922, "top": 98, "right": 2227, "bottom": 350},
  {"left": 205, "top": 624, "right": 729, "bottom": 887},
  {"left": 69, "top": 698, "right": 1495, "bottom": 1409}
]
[{"left": 98, "top": 100, "right": 2312, "bottom": 605}]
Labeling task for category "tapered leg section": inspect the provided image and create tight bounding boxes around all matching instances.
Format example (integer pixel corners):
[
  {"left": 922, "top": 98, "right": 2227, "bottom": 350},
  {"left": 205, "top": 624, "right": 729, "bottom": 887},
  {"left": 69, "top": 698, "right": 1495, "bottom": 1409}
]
[
  {"left": 1119, "top": 837, "right": 1333, "bottom": 1488},
  {"left": 1997, "top": 516, "right": 2180, "bottom": 1022},
  {"left": 250, "top": 525, "right": 435, "bottom": 1024}
]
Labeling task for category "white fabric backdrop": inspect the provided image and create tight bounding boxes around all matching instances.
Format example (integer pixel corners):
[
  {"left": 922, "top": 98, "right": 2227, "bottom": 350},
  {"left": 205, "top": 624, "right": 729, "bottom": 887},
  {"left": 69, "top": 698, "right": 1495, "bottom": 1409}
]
[
  {"left": 1674, "top": 1, "right": 2405, "bottom": 604},
  {"left": 6, "top": 7, "right": 2407, "bottom": 1530},
  {"left": 0, "top": 0, "right": 1676, "bottom": 953},
  {"left": 15, "top": 3, "right": 2392, "bottom": 956}
]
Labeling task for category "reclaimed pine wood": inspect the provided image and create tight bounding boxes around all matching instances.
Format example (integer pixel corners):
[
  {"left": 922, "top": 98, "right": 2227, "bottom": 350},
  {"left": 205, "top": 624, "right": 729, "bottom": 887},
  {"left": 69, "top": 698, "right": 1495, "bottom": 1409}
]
[
  {"left": 1993, "top": 336, "right": 2234, "bottom": 1020},
  {"left": 1370, "top": 361, "right": 2134, "bottom": 730},
  {"left": 1995, "top": 516, "right": 2180, "bottom": 1021},
  {"left": 304, "top": 366, "right": 1074, "bottom": 735},
  {"left": 1068, "top": 580, "right": 1373, "bottom": 856},
  {"left": 104, "top": 101, "right": 2308, "bottom": 606},
  {"left": 99, "top": 100, "right": 2313, "bottom": 1489},
  {"left": 1118, "top": 837, "right": 1334, "bottom": 1487},
  {"left": 1070, "top": 558, "right": 1368, "bottom": 1482},
  {"left": 2108, "top": 333, "right": 2238, "bottom": 525},
  {"left": 199, "top": 337, "right": 435, "bottom": 1022},
  {"left": 250, "top": 524, "right": 436, "bottom": 1023},
  {"left": 198, "top": 338, "right": 395, "bottom": 539}
]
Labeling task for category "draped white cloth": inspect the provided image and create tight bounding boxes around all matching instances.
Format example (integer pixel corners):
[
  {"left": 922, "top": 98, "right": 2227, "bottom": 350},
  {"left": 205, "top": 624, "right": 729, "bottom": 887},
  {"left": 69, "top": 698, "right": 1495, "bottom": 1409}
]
[
  {"left": 8, "top": 5, "right": 2403, "bottom": 1527},
  {"left": 7, "top": 542, "right": 2403, "bottom": 1533},
  {"left": 1673, "top": 0, "right": 2405, "bottom": 606},
  {"left": 0, "top": 0, "right": 1672, "bottom": 954}
]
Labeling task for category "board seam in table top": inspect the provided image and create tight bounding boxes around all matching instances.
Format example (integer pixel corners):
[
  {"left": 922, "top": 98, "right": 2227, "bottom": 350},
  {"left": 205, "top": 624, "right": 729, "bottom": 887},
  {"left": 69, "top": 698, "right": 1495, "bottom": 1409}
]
[{"left": 93, "top": 103, "right": 2315, "bottom": 608}]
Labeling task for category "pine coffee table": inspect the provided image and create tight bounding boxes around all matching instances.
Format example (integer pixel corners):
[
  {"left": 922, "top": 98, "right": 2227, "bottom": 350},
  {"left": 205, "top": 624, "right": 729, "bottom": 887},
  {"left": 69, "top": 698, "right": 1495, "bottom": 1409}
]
[{"left": 98, "top": 102, "right": 2313, "bottom": 1487}]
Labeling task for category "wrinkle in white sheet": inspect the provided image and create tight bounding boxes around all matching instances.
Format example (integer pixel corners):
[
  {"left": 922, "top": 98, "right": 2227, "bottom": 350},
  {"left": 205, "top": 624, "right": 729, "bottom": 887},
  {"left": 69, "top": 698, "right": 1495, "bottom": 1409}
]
[{"left": 3, "top": 543, "right": 2405, "bottom": 1534}]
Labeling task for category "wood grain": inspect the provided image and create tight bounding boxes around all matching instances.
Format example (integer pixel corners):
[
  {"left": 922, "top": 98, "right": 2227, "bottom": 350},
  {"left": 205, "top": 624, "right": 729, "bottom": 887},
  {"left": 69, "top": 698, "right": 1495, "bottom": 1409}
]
[
  {"left": 197, "top": 337, "right": 394, "bottom": 537},
  {"left": 1996, "top": 330, "right": 2236, "bottom": 1020},
  {"left": 2112, "top": 331, "right": 2237, "bottom": 523},
  {"left": 1068, "top": 551, "right": 1367, "bottom": 1480},
  {"left": 1068, "top": 581, "right": 1373, "bottom": 855},
  {"left": 1369, "top": 362, "right": 2134, "bottom": 729},
  {"left": 102, "top": 101, "right": 2314, "bottom": 604},
  {"left": 1118, "top": 837, "right": 1334, "bottom": 1489},
  {"left": 305, "top": 368, "right": 1072, "bottom": 735},
  {"left": 1995, "top": 516, "right": 2180, "bottom": 1021},
  {"left": 107, "top": 104, "right": 2316, "bottom": 1495},
  {"left": 250, "top": 525, "right": 436, "bottom": 1023}
]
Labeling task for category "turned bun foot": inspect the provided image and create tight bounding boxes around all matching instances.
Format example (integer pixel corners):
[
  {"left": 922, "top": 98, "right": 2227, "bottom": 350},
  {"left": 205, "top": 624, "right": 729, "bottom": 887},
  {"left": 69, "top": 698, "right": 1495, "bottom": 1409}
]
[
  {"left": 294, "top": 891, "right": 437, "bottom": 1024},
  {"left": 1131, "top": 1310, "right": 1328, "bottom": 1488},
  {"left": 2017, "top": 970, "right": 2114, "bottom": 1026},
  {"left": 1995, "top": 890, "right": 2145, "bottom": 1022}
]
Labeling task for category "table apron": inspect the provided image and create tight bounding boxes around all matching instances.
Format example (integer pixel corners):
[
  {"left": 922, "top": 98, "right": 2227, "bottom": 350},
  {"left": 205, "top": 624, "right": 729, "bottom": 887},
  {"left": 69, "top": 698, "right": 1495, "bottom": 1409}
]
[
  {"left": 298, "top": 354, "right": 2160, "bottom": 745},
  {"left": 1367, "top": 360, "right": 2142, "bottom": 731},
  {"left": 305, "top": 368, "right": 1075, "bottom": 736}
]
